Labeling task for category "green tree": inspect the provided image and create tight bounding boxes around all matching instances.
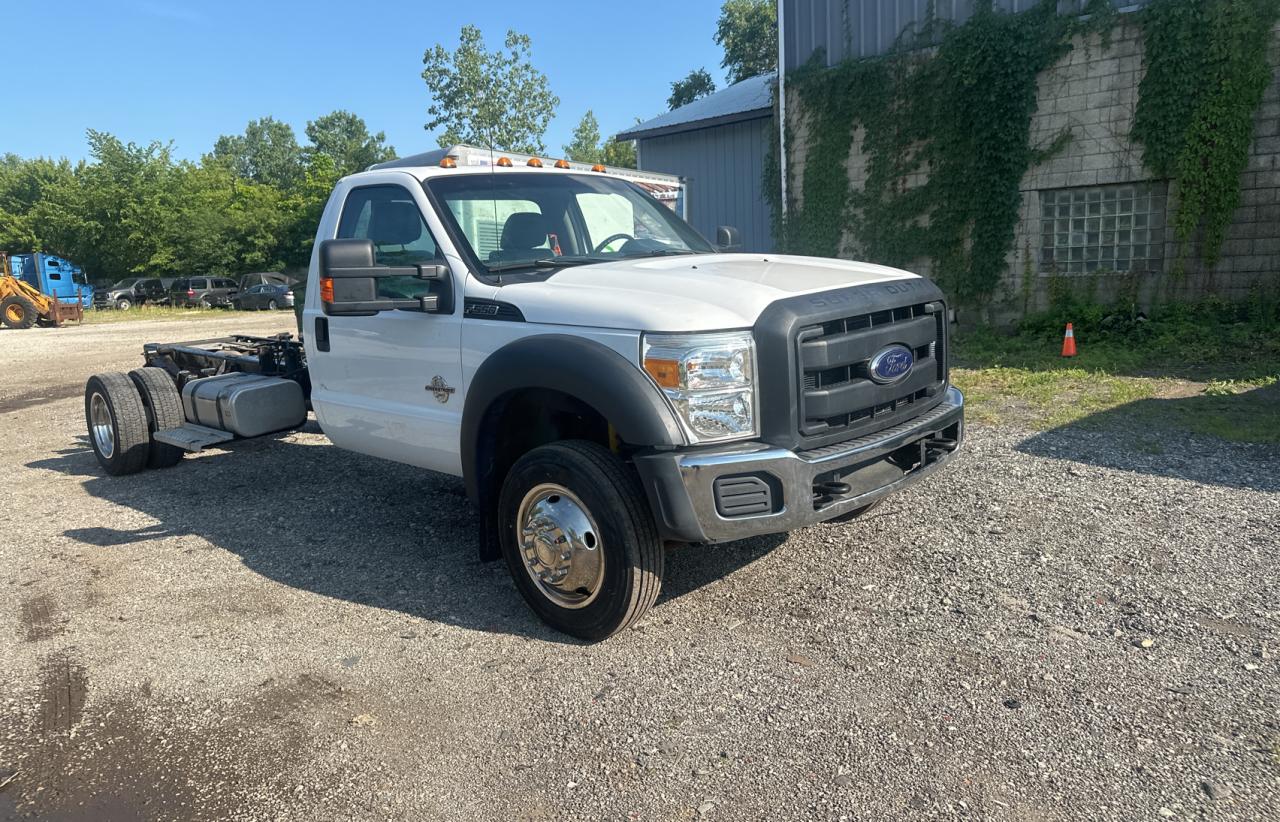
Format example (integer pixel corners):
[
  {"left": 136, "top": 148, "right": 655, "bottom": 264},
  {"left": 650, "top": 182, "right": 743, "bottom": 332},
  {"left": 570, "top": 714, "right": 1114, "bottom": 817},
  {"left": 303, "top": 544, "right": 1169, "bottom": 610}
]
[
  {"left": 668, "top": 68, "right": 716, "bottom": 110},
  {"left": 715, "top": 0, "right": 777, "bottom": 84},
  {"left": 0, "top": 154, "right": 77, "bottom": 252},
  {"left": 212, "top": 117, "right": 304, "bottom": 189},
  {"left": 602, "top": 138, "right": 637, "bottom": 169},
  {"left": 422, "top": 25, "right": 559, "bottom": 154},
  {"left": 305, "top": 110, "right": 396, "bottom": 176},
  {"left": 563, "top": 111, "right": 603, "bottom": 163},
  {"left": 60, "top": 130, "right": 182, "bottom": 278}
]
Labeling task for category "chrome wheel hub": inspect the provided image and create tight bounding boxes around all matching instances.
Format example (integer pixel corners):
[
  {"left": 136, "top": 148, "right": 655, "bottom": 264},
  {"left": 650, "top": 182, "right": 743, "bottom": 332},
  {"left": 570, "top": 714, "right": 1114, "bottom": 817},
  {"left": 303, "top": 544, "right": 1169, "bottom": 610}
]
[
  {"left": 517, "top": 484, "right": 604, "bottom": 609},
  {"left": 90, "top": 392, "right": 115, "bottom": 458}
]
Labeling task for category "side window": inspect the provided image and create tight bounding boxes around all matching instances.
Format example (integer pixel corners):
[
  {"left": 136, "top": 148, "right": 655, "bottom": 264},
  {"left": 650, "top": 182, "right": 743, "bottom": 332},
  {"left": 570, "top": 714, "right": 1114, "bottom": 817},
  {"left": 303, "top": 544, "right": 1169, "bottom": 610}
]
[
  {"left": 219, "top": 279, "right": 237, "bottom": 289},
  {"left": 193, "top": 278, "right": 208, "bottom": 289},
  {"left": 338, "top": 185, "right": 441, "bottom": 299}
]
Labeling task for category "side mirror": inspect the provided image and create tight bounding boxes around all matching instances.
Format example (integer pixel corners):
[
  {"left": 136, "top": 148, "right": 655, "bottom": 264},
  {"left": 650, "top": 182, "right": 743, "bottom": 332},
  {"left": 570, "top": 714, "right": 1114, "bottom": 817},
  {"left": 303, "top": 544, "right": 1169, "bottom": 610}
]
[
  {"left": 318, "top": 239, "right": 453, "bottom": 316},
  {"left": 715, "top": 225, "right": 742, "bottom": 252}
]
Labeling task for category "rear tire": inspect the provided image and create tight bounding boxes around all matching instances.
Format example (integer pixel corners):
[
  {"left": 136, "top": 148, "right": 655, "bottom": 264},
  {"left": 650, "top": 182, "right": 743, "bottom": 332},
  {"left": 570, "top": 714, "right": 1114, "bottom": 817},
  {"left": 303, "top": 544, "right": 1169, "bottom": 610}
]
[
  {"left": 129, "top": 367, "right": 185, "bottom": 469},
  {"left": 85, "top": 373, "right": 151, "bottom": 475},
  {"left": 1, "top": 295, "right": 38, "bottom": 329},
  {"left": 497, "top": 440, "right": 663, "bottom": 641}
]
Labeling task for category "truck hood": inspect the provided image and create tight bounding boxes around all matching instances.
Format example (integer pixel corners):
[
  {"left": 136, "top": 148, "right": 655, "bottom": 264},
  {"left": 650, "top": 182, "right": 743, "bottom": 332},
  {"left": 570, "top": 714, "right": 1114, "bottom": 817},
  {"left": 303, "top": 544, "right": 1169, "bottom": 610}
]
[{"left": 496, "top": 253, "right": 921, "bottom": 331}]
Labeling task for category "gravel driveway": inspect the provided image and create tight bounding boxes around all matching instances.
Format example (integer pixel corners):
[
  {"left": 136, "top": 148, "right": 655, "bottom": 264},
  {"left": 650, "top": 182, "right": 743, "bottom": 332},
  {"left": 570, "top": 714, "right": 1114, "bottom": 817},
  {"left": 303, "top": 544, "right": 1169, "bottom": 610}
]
[{"left": 1, "top": 317, "right": 1276, "bottom": 821}]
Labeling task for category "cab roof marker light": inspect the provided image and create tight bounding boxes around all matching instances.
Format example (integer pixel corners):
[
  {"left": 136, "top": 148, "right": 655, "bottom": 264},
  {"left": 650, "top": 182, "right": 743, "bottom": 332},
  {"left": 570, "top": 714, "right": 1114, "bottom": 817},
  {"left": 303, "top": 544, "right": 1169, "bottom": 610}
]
[
  {"left": 554, "top": 159, "right": 571, "bottom": 169},
  {"left": 527, "top": 157, "right": 543, "bottom": 167},
  {"left": 591, "top": 164, "right": 607, "bottom": 173},
  {"left": 439, "top": 156, "right": 457, "bottom": 169},
  {"left": 496, "top": 156, "right": 514, "bottom": 167}
]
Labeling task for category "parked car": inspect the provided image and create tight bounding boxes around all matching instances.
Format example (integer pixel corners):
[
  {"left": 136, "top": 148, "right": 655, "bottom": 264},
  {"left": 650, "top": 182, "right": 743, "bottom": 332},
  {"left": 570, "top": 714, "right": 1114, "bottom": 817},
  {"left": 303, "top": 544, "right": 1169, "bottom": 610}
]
[
  {"left": 232, "top": 283, "right": 294, "bottom": 311},
  {"left": 93, "top": 277, "right": 167, "bottom": 310},
  {"left": 239, "top": 272, "right": 295, "bottom": 291},
  {"left": 170, "top": 277, "right": 239, "bottom": 308}
]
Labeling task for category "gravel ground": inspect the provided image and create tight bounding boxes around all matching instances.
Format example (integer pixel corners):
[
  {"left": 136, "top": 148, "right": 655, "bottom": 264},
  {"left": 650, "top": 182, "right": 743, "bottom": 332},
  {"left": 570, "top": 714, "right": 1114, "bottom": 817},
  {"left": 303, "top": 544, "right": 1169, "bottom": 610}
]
[{"left": 0, "top": 317, "right": 1277, "bottom": 822}]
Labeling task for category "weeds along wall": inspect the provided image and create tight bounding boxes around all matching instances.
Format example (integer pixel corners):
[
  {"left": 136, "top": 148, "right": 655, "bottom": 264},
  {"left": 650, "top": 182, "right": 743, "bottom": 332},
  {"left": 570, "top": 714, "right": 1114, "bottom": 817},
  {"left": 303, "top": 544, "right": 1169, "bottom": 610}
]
[{"left": 772, "top": 0, "right": 1280, "bottom": 322}]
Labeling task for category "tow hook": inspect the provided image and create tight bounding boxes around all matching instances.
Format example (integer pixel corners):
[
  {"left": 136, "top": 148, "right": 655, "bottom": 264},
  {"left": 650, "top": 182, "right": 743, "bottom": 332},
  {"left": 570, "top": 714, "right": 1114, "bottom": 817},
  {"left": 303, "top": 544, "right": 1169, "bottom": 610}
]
[
  {"left": 812, "top": 480, "right": 852, "bottom": 510},
  {"left": 925, "top": 436, "right": 959, "bottom": 456}
]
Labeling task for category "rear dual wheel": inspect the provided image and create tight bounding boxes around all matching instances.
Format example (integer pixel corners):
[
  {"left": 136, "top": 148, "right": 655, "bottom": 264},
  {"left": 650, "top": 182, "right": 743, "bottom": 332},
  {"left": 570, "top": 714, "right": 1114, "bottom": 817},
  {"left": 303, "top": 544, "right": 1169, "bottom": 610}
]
[
  {"left": 85, "top": 369, "right": 186, "bottom": 475},
  {"left": 498, "top": 440, "right": 663, "bottom": 641},
  {"left": 85, "top": 374, "right": 151, "bottom": 475}
]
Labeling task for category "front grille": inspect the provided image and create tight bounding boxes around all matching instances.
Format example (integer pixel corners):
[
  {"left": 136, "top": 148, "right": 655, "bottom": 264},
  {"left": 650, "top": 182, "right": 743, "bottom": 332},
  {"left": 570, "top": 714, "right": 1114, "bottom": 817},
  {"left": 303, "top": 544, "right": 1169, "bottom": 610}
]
[{"left": 796, "top": 301, "right": 946, "bottom": 441}]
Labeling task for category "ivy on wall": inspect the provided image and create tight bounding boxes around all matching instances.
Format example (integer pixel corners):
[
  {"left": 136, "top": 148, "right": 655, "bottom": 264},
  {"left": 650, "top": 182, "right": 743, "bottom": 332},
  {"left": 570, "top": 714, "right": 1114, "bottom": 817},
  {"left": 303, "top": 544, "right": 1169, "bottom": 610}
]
[
  {"left": 772, "top": 0, "right": 1114, "bottom": 305},
  {"left": 772, "top": 0, "right": 1279, "bottom": 305},
  {"left": 1131, "top": 0, "right": 1280, "bottom": 270}
]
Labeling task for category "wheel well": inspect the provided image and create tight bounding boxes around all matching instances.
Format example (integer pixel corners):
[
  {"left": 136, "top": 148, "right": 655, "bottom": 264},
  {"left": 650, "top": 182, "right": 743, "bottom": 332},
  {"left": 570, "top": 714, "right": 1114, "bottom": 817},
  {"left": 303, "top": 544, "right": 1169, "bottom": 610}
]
[{"left": 472, "top": 388, "right": 615, "bottom": 559}]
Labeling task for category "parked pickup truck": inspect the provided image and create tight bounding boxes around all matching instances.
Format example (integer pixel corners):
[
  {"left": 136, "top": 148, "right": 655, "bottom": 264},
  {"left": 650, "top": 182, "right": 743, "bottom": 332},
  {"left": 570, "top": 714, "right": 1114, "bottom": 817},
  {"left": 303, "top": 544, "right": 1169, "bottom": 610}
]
[{"left": 82, "top": 144, "right": 964, "bottom": 640}]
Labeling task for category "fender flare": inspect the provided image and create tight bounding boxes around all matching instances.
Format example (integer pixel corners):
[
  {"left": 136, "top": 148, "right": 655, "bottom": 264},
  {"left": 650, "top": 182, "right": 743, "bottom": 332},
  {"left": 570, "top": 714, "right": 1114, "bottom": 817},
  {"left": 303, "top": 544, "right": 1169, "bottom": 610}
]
[{"left": 461, "top": 334, "right": 684, "bottom": 507}]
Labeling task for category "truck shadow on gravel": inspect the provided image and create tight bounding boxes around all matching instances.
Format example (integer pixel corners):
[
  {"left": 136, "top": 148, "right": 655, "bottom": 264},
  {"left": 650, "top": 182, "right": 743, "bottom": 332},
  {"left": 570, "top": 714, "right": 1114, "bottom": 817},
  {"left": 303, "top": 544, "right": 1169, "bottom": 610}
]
[
  {"left": 27, "top": 428, "right": 784, "bottom": 643},
  {"left": 1013, "top": 386, "right": 1280, "bottom": 493}
]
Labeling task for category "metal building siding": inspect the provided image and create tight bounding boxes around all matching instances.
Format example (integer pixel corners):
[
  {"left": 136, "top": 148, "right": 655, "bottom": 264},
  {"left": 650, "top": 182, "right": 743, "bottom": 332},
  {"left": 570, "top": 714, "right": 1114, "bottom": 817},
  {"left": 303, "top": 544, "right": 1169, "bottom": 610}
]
[
  {"left": 638, "top": 118, "right": 775, "bottom": 253},
  {"left": 783, "top": 0, "right": 1149, "bottom": 68}
]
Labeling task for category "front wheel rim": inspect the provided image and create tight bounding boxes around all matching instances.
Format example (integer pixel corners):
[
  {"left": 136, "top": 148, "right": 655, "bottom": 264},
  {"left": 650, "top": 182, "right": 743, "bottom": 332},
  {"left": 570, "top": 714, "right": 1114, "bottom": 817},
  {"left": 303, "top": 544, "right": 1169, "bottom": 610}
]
[
  {"left": 5, "top": 304, "right": 24, "bottom": 323},
  {"left": 517, "top": 484, "right": 604, "bottom": 609},
  {"left": 90, "top": 392, "right": 115, "bottom": 458}
]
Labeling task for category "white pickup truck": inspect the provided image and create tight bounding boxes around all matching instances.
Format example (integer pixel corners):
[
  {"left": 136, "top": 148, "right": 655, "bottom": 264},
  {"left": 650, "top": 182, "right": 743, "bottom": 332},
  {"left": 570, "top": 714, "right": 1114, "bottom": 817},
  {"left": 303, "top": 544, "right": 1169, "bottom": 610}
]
[{"left": 82, "top": 144, "right": 964, "bottom": 640}]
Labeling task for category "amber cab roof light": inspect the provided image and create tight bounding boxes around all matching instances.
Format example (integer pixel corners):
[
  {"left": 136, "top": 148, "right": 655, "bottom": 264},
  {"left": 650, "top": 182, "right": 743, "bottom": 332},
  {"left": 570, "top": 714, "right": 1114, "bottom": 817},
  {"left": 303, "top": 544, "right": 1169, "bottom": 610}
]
[
  {"left": 591, "top": 164, "right": 607, "bottom": 173},
  {"left": 496, "top": 156, "right": 514, "bottom": 167},
  {"left": 554, "top": 159, "right": 571, "bottom": 169},
  {"left": 439, "top": 156, "right": 458, "bottom": 169},
  {"left": 526, "top": 157, "right": 543, "bottom": 167}
]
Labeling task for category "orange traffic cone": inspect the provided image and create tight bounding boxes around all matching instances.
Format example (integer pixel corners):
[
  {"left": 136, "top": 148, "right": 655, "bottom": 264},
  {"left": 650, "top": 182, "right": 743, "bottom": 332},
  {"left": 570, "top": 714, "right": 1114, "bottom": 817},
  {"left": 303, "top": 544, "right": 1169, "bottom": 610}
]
[{"left": 1061, "top": 323, "right": 1077, "bottom": 357}]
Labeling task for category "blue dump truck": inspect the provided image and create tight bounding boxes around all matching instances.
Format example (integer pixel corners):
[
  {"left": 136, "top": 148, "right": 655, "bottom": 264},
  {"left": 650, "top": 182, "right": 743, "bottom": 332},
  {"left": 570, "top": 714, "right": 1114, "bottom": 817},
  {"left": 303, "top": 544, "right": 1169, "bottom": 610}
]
[{"left": 8, "top": 253, "right": 94, "bottom": 309}]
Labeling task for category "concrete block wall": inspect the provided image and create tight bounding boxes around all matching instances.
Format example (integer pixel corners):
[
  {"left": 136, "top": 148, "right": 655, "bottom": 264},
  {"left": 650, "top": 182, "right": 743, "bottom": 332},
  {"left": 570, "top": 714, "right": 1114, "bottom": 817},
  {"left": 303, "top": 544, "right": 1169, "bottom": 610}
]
[{"left": 783, "top": 16, "right": 1280, "bottom": 321}]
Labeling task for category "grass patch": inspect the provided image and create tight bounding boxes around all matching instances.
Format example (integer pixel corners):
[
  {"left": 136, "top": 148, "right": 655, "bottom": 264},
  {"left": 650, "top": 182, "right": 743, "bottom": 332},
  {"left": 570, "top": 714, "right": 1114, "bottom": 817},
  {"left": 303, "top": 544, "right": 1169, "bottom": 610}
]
[
  {"left": 81, "top": 306, "right": 242, "bottom": 325},
  {"left": 952, "top": 299, "right": 1280, "bottom": 444}
]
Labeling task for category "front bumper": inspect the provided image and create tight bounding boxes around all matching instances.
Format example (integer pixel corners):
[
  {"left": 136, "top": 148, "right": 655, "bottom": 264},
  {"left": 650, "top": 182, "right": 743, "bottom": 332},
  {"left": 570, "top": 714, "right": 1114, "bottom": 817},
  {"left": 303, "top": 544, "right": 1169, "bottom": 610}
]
[{"left": 634, "top": 386, "right": 964, "bottom": 543}]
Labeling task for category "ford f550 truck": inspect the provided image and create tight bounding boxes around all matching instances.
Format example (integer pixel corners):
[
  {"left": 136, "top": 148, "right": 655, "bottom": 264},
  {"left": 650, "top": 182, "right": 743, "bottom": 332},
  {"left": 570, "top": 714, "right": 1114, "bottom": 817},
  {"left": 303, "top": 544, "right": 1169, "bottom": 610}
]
[{"left": 82, "top": 144, "right": 964, "bottom": 640}]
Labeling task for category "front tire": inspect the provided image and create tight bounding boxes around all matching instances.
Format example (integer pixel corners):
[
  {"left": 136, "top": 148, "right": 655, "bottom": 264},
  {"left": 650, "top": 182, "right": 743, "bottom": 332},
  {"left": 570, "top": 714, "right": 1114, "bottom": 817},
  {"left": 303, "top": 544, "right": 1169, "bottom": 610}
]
[
  {"left": 85, "top": 373, "right": 151, "bottom": 475},
  {"left": 1, "top": 295, "right": 38, "bottom": 329},
  {"left": 116, "top": 298, "right": 132, "bottom": 311},
  {"left": 267, "top": 299, "right": 278, "bottom": 311},
  {"left": 498, "top": 440, "right": 663, "bottom": 641}
]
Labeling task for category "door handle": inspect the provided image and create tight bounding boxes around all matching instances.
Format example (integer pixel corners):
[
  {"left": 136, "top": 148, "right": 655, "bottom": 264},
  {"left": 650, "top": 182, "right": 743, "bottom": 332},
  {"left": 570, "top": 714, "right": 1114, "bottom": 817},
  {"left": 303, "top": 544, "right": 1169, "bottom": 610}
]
[{"left": 315, "top": 317, "right": 330, "bottom": 352}]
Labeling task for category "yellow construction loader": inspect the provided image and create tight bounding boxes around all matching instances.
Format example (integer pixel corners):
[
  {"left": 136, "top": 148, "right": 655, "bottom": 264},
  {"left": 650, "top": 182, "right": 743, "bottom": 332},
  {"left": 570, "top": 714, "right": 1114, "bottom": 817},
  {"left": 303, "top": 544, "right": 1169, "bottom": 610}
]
[{"left": 0, "top": 252, "right": 85, "bottom": 329}]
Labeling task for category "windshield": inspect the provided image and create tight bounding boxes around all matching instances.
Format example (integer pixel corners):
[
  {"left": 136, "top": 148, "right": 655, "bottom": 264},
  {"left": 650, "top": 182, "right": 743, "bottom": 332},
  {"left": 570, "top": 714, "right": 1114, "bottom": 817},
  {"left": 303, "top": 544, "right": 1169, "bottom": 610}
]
[
  {"left": 426, "top": 173, "right": 713, "bottom": 276},
  {"left": 111, "top": 278, "right": 138, "bottom": 289}
]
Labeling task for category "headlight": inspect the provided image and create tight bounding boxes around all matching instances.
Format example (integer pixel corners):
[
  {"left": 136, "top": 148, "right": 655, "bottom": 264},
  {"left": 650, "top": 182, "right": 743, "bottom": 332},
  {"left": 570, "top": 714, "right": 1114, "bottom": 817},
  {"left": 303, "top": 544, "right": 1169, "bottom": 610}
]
[{"left": 642, "top": 331, "right": 757, "bottom": 443}]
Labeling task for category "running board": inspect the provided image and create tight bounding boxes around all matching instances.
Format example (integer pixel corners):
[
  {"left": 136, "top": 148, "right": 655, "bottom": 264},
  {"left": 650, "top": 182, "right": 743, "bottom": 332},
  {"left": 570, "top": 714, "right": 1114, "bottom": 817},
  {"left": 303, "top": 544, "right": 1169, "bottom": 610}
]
[{"left": 153, "top": 424, "right": 235, "bottom": 452}]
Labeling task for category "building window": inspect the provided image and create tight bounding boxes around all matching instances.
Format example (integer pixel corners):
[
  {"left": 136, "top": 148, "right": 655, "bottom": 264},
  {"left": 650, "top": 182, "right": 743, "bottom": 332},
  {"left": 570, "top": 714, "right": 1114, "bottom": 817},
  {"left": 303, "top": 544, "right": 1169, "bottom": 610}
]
[{"left": 1039, "top": 183, "right": 1166, "bottom": 274}]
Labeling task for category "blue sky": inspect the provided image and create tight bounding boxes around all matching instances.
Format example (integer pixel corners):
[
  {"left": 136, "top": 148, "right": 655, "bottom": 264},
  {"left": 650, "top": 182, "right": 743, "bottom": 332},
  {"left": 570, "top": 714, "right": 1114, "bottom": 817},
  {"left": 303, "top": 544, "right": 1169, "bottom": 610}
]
[{"left": 2, "top": 0, "right": 727, "bottom": 163}]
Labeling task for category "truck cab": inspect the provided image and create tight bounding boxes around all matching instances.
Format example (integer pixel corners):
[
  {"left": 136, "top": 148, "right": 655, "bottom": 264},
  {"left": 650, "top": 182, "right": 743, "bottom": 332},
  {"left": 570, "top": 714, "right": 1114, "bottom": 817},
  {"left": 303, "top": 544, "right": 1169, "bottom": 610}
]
[
  {"left": 10, "top": 253, "right": 93, "bottom": 308},
  {"left": 301, "top": 145, "right": 964, "bottom": 638}
]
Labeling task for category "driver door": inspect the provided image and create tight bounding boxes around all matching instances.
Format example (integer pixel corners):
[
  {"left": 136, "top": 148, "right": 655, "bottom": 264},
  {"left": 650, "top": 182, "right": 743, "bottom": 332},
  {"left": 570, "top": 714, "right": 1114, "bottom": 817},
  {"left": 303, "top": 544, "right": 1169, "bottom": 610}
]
[{"left": 307, "top": 182, "right": 464, "bottom": 474}]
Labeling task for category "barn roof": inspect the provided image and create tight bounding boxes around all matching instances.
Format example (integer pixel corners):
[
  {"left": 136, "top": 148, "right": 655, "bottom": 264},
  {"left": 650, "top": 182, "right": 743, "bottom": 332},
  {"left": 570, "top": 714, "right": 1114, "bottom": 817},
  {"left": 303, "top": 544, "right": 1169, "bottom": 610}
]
[{"left": 615, "top": 73, "right": 775, "bottom": 142}]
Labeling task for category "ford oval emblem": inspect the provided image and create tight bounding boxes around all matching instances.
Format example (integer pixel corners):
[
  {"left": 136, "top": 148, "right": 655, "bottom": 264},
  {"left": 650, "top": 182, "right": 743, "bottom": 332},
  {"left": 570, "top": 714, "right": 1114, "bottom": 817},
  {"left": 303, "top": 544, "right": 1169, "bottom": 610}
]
[{"left": 868, "top": 344, "right": 914, "bottom": 385}]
